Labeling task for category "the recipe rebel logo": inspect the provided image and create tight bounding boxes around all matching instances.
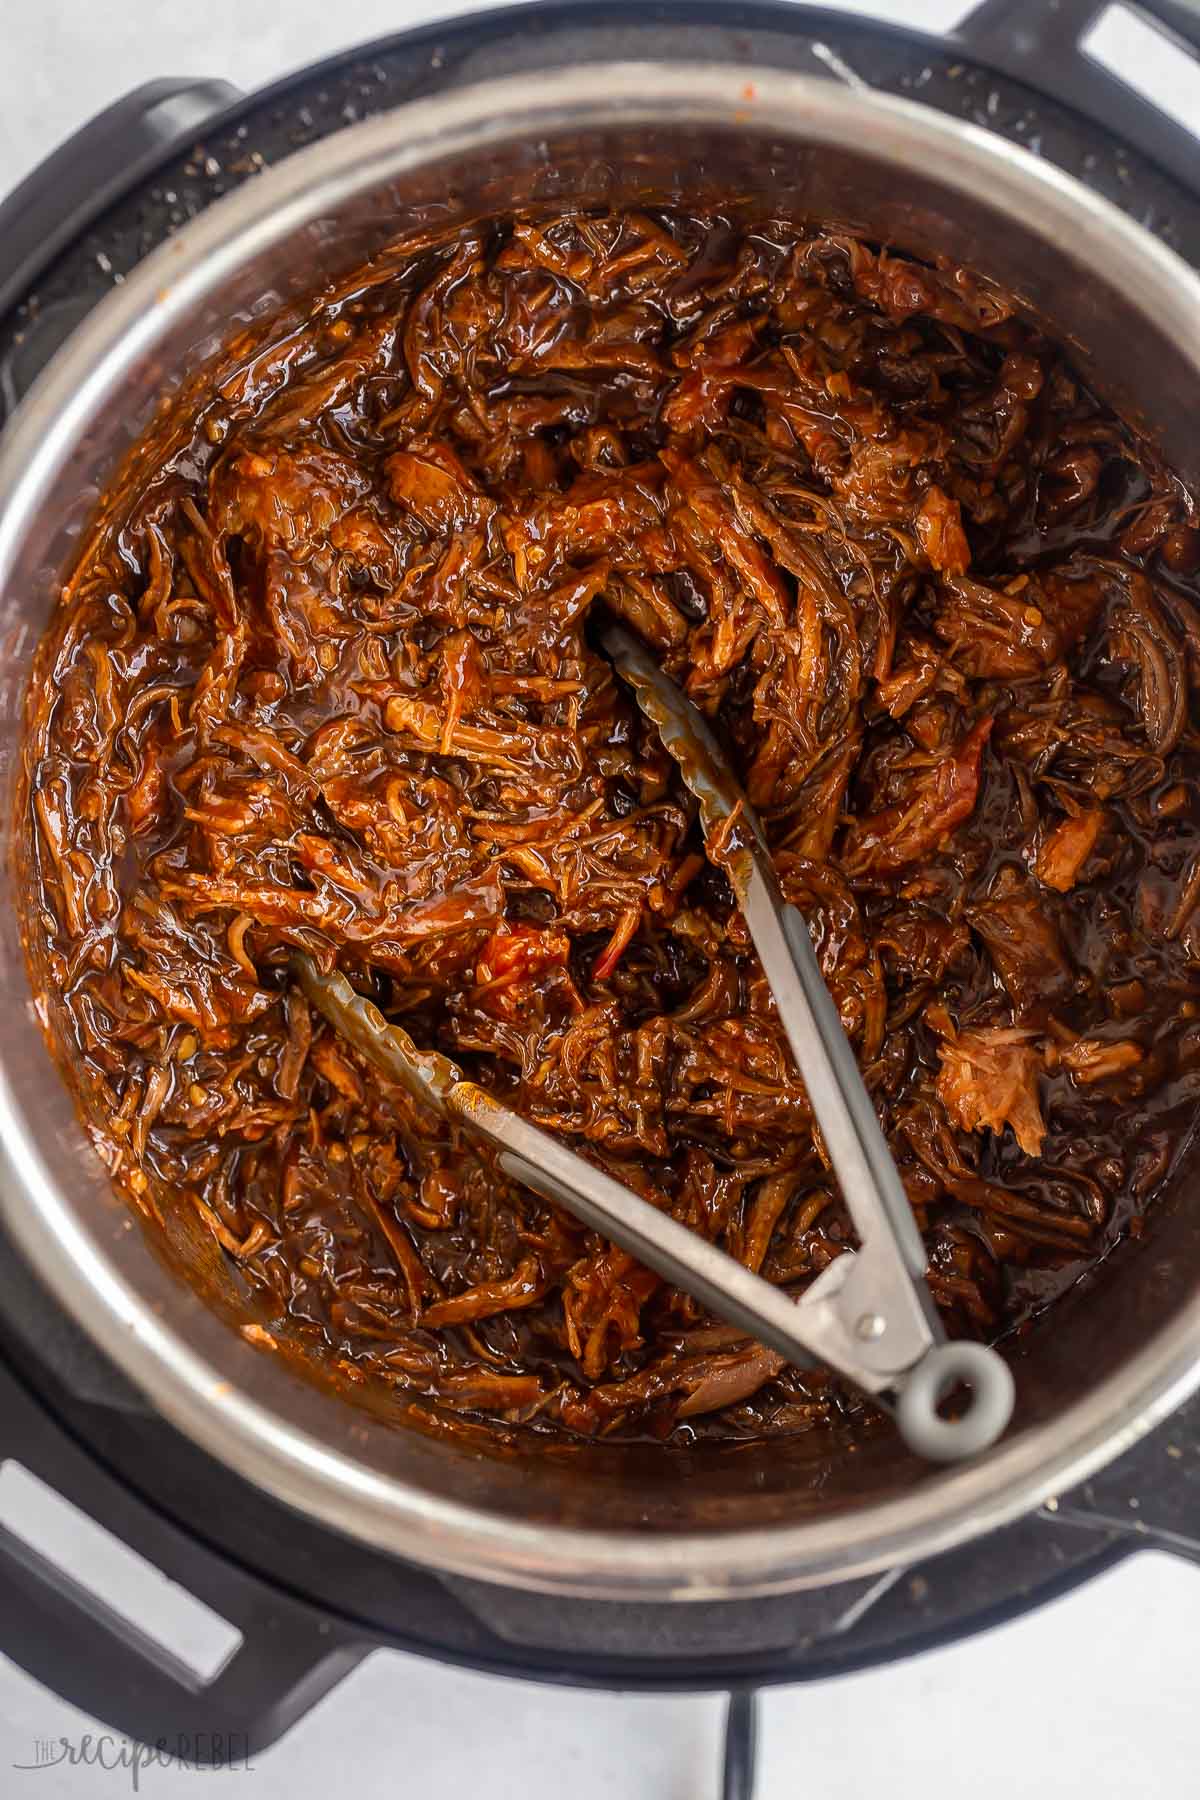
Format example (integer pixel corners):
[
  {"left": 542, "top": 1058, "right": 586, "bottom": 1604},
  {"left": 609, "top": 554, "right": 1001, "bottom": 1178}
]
[{"left": 12, "top": 1731, "right": 254, "bottom": 1789}]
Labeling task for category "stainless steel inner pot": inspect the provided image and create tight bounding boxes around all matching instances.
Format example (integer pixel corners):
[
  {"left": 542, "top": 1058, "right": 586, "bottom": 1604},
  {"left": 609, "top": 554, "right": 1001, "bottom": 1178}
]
[{"left": 2, "top": 63, "right": 1200, "bottom": 1602}]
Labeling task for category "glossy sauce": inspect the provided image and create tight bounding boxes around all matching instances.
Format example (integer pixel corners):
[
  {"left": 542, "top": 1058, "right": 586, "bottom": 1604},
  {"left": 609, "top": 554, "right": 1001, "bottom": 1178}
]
[{"left": 20, "top": 210, "right": 1200, "bottom": 1446}]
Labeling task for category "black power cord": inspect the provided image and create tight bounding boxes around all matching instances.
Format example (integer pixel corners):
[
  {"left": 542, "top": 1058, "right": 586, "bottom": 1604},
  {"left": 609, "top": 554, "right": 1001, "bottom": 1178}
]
[{"left": 722, "top": 1690, "right": 759, "bottom": 1800}]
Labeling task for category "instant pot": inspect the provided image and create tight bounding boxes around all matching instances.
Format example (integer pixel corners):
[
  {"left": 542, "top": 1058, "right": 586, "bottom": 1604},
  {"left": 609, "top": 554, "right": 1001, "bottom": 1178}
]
[{"left": 3, "top": 3, "right": 1200, "bottom": 1793}]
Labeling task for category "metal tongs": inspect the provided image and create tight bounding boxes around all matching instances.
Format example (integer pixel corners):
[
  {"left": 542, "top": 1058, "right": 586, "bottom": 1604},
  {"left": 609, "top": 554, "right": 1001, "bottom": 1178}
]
[{"left": 295, "top": 628, "right": 1014, "bottom": 1463}]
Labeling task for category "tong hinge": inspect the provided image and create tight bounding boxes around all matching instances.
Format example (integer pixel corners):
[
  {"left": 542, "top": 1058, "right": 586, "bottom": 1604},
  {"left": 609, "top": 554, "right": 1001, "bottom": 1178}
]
[{"left": 794, "top": 1245, "right": 938, "bottom": 1395}]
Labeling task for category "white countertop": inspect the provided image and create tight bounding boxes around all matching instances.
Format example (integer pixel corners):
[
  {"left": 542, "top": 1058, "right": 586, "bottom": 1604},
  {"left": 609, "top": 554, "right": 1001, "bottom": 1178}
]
[{"left": 2, "top": 2, "right": 1198, "bottom": 1793}]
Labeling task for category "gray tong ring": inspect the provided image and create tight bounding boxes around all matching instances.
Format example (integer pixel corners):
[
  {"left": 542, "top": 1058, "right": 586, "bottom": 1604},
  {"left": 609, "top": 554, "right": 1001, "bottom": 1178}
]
[{"left": 895, "top": 1342, "right": 1017, "bottom": 1463}]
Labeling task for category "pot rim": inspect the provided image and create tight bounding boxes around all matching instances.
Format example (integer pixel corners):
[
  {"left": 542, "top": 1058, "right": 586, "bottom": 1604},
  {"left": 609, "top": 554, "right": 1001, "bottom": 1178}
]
[{"left": 4, "top": 60, "right": 1200, "bottom": 1601}]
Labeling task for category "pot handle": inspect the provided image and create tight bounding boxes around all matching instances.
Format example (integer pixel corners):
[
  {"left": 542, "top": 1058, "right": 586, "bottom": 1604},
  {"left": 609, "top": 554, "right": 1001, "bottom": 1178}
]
[
  {"left": 1034, "top": 1379, "right": 1200, "bottom": 1563},
  {"left": 955, "top": 0, "right": 1200, "bottom": 193},
  {"left": 0, "top": 1357, "right": 373, "bottom": 1757},
  {"left": 0, "top": 77, "right": 239, "bottom": 325}
]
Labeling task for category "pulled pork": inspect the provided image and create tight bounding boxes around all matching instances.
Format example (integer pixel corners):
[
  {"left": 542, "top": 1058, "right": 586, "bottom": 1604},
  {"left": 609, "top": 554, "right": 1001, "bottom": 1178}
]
[{"left": 21, "top": 209, "right": 1200, "bottom": 1448}]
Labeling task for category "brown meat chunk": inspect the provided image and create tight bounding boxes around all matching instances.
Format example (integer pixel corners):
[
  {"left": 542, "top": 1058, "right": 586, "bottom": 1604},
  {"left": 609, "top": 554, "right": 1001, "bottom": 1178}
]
[
  {"left": 842, "top": 716, "right": 992, "bottom": 877},
  {"left": 384, "top": 443, "right": 495, "bottom": 532},
  {"left": 937, "top": 1027, "right": 1047, "bottom": 1156},
  {"left": 968, "top": 884, "right": 1075, "bottom": 1016},
  {"left": 1058, "top": 1038, "right": 1144, "bottom": 1084},
  {"left": 915, "top": 486, "right": 971, "bottom": 575},
  {"left": 934, "top": 568, "right": 1106, "bottom": 678},
  {"left": 1035, "top": 810, "right": 1103, "bottom": 892},
  {"left": 876, "top": 908, "right": 971, "bottom": 986}
]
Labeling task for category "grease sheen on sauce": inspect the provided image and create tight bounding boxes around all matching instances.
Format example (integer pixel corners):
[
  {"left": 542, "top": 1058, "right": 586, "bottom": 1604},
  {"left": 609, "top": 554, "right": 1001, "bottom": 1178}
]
[{"left": 20, "top": 209, "right": 1200, "bottom": 1447}]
